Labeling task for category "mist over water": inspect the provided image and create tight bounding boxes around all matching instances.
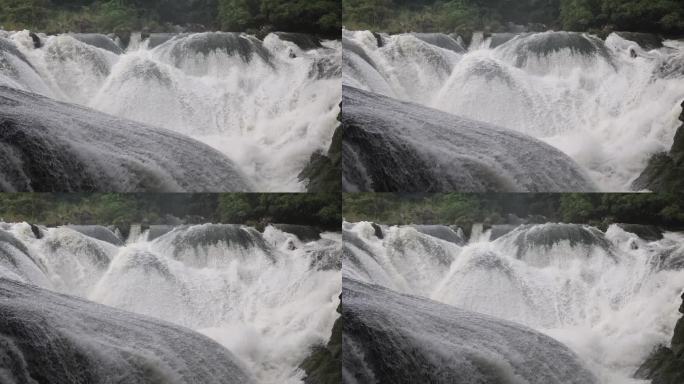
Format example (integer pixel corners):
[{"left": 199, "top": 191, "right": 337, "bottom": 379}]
[
  {"left": 343, "top": 221, "right": 684, "bottom": 383},
  {"left": 0, "top": 222, "right": 341, "bottom": 383},
  {"left": 343, "top": 30, "right": 684, "bottom": 191},
  {"left": 0, "top": 31, "right": 341, "bottom": 191}
]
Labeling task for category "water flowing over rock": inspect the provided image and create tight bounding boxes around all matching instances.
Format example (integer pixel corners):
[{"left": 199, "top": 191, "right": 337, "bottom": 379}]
[
  {"left": 342, "top": 85, "right": 596, "bottom": 192},
  {"left": 632, "top": 100, "right": 684, "bottom": 191},
  {"left": 635, "top": 292, "right": 684, "bottom": 384},
  {"left": 66, "top": 225, "right": 124, "bottom": 245},
  {"left": 0, "top": 30, "right": 340, "bottom": 191},
  {"left": 0, "top": 278, "right": 255, "bottom": 384},
  {"left": 0, "top": 222, "right": 341, "bottom": 383},
  {"left": 343, "top": 221, "right": 684, "bottom": 382},
  {"left": 70, "top": 33, "right": 124, "bottom": 54},
  {"left": 0, "top": 86, "right": 251, "bottom": 192},
  {"left": 343, "top": 29, "right": 684, "bottom": 191},
  {"left": 343, "top": 277, "right": 598, "bottom": 384}
]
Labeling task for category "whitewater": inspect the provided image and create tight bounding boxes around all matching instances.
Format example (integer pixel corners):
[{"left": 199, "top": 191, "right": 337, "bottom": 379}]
[
  {"left": 343, "top": 30, "right": 684, "bottom": 191},
  {"left": 0, "top": 30, "right": 341, "bottom": 191},
  {"left": 0, "top": 222, "right": 341, "bottom": 383},
  {"left": 343, "top": 221, "right": 684, "bottom": 383}
]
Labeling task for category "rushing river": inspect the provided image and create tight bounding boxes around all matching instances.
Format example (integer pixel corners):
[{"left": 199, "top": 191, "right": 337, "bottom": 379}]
[
  {"left": 343, "top": 221, "right": 684, "bottom": 383},
  {"left": 343, "top": 30, "right": 684, "bottom": 191},
  {"left": 0, "top": 31, "right": 340, "bottom": 191}
]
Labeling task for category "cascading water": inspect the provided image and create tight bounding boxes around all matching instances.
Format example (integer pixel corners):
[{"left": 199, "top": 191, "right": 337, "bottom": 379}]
[
  {"left": 343, "top": 29, "right": 684, "bottom": 191},
  {"left": 343, "top": 221, "right": 684, "bottom": 383},
  {"left": 0, "top": 30, "right": 340, "bottom": 191},
  {"left": 0, "top": 222, "right": 341, "bottom": 383}
]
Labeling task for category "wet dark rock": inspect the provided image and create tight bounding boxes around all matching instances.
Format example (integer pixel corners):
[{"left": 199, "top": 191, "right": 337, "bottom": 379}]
[
  {"left": 66, "top": 225, "right": 123, "bottom": 245},
  {"left": 489, "top": 32, "right": 522, "bottom": 48},
  {"left": 274, "top": 32, "right": 322, "bottom": 50},
  {"left": 300, "top": 301, "right": 341, "bottom": 384},
  {"left": 343, "top": 277, "right": 598, "bottom": 384},
  {"left": 118, "top": 249, "right": 174, "bottom": 279},
  {"left": 70, "top": 34, "right": 123, "bottom": 54},
  {"left": 342, "top": 86, "right": 596, "bottom": 192},
  {"left": 168, "top": 224, "right": 269, "bottom": 255},
  {"left": 615, "top": 31, "right": 663, "bottom": 50},
  {"left": 501, "top": 31, "right": 613, "bottom": 68},
  {"left": 147, "top": 225, "right": 176, "bottom": 241},
  {"left": 168, "top": 32, "right": 271, "bottom": 64},
  {"left": 29, "top": 224, "right": 42, "bottom": 239},
  {"left": 509, "top": 223, "right": 611, "bottom": 250},
  {"left": 635, "top": 292, "right": 684, "bottom": 383},
  {"left": 371, "top": 223, "right": 383, "bottom": 239},
  {"left": 147, "top": 33, "right": 183, "bottom": 49},
  {"left": 299, "top": 123, "right": 341, "bottom": 193},
  {"left": 0, "top": 278, "right": 253, "bottom": 384},
  {"left": 0, "top": 86, "right": 251, "bottom": 192},
  {"left": 410, "top": 225, "right": 465, "bottom": 245},
  {"left": 633, "top": 101, "right": 684, "bottom": 191},
  {"left": 411, "top": 33, "right": 466, "bottom": 53},
  {"left": 372, "top": 32, "right": 384, "bottom": 48},
  {"left": 29, "top": 32, "right": 42, "bottom": 49},
  {"left": 616, "top": 223, "right": 663, "bottom": 241},
  {"left": 272, "top": 224, "right": 321, "bottom": 242},
  {"left": 489, "top": 224, "right": 519, "bottom": 240}
]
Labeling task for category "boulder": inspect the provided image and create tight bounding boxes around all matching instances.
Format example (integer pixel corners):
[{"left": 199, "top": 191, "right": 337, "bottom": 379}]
[
  {"left": 299, "top": 301, "right": 341, "bottom": 384},
  {"left": 615, "top": 31, "right": 664, "bottom": 50},
  {"left": 633, "top": 101, "right": 684, "bottom": 191},
  {"left": 299, "top": 114, "right": 341, "bottom": 193},
  {"left": 635, "top": 292, "right": 684, "bottom": 383},
  {"left": 616, "top": 223, "right": 664, "bottom": 241}
]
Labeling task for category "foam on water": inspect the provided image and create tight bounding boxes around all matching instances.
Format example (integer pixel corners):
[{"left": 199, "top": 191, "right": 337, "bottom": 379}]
[
  {"left": 1, "top": 31, "right": 341, "bottom": 191},
  {"left": 0, "top": 222, "right": 341, "bottom": 384},
  {"left": 343, "top": 30, "right": 684, "bottom": 191},
  {"left": 343, "top": 221, "right": 684, "bottom": 383}
]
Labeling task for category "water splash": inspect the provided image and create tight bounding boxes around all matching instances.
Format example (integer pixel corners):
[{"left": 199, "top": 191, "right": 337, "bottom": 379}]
[
  {"left": 343, "top": 221, "right": 684, "bottom": 383},
  {"left": 343, "top": 30, "right": 684, "bottom": 191},
  {"left": 1, "top": 31, "right": 341, "bottom": 191},
  {"left": 0, "top": 222, "right": 341, "bottom": 383}
]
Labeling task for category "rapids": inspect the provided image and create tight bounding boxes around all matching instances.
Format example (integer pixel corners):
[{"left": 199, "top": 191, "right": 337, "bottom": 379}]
[
  {"left": 0, "top": 222, "right": 341, "bottom": 383},
  {"left": 343, "top": 30, "right": 684, "bottom": 191},
  {"left": 343, "top": 221, "right": 684, "bottom": 383},
  {"left": 0, "top": 31, "right": 341, "bottom": 191}
]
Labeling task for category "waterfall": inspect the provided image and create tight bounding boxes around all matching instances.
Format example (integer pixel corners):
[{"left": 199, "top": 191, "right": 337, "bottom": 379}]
[
  {"left": 343, "top": 221, "right": 684, "bottom": 383},
  {"left": 0, "top": 30, "right": 341, "bottom": 191},
  {"left": 343, "top": 29, "right": 684, "bottom": 191},
  {"left": 0, "top": 222, "right": 341, "bottom": 383}
]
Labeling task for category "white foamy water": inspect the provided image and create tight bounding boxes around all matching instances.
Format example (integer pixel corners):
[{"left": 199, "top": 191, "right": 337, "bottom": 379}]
[
  {"left": 0, "top": 31, "right": 341, "bottom": 191},
  {"left": 343, "top": 221, "right": 684, "bottom": 383},
  {"left": 0, "top": 222, "right": 341, "bottom": 383},
  {"left": 343, "top": 30, "right": 684, "bottom": 191}
]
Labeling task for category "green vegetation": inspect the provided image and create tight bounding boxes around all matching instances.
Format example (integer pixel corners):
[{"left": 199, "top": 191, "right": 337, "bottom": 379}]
[
  {"left": 342, "top": 0, "right": 684, "bottom": 36},
  {"left": 0, "top": 193, "right": 341, "bottom": 230},
  {"left": 0, "top": 0, "right": 340, "bottom": 37},
  {"left": 344, "top": 193, "right": 684, "bottom": 229},
  {"left": 218, "top": 0, "right": 340, "bottom": 36}
]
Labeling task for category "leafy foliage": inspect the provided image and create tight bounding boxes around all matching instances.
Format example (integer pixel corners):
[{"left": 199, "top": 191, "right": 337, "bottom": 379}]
[
  {"left": 0, "top": 193, "right": 341, "bottom": 230},
  {"left": 342, "top": 0, "right": 684, "bottom": 36},
  {"left": 344, "top": 193, "right": 684, "bottom": 229},
  {"left": 0, "top": 0, "right": 340, "bottom": 36},
  {"left": 217, "top": 0, "right": 340, "bottom": 36}
]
